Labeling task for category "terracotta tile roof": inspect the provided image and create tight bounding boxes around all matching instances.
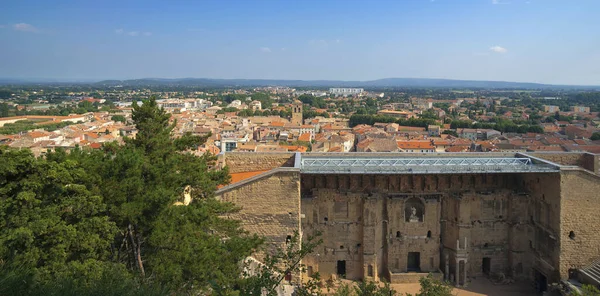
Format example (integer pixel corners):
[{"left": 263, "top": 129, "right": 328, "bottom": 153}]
[
  {"left": 89, "top": 142, "right": 102, "bottom": 149},
  {"left": 298, "top": 133, "right": 311, "bottom": 142},
  {"left": 445, "top": 146, "right": 467, "bottom": 152},
  {"left": 396, "top": 141, "right": 435, "bottom": 149},
  {"left": 218, "top": 170, "right": 270, "bottom": 189},
  {"left": 282, "top": 145, "right": 308, "bottom": 153},
  {"left": 27, "top": 131, "right": 48, "bottom": 138}
]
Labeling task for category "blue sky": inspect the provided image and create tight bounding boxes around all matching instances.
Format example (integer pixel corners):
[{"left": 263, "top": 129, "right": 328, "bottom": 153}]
[{"left": 1, "top": 0, "right": 599, "bottom": 85}]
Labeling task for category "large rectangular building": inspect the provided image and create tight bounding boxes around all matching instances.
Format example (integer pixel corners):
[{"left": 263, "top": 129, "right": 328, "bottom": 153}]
[
  {"left": 216, "top": 152, "right": 600, "bottom": 293},
  {"left": 329, "top": 88, "right": 364, "bottom": 96}
]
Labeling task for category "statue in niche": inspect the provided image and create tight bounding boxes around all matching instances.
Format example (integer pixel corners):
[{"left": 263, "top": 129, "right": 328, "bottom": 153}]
[
  {"left": 174, "top": 185, "right": 192, "bottom": 206},
  {"left": 409, "top": 206, "right": 419, "bottom": 222}
]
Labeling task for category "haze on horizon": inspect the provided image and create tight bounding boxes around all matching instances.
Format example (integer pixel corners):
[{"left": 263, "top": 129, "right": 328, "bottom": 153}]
[{"left": 1, "top": 0, "right": 599, "bottom": 85}]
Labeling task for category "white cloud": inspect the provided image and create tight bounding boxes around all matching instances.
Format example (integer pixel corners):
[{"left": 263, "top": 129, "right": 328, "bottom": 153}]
[
  {"left": 260, "top": 47, "right": 272, "bottom": 53},
  {"left": 0, "top": 25, "right": 6, "bottom": 29},
  {"left": 281, "top": 47, "right": 286, "bottom": 51},
  {"left": 489, "top": 46, "right": 508, "bottom": 53},
  {"left": 116, "top": 29, "right": 149, "bottom": 36},
  {"left": 13, "top": 23, "right": 38, "bottom": 32},
  {"left": 492, "top": 0, "right": 511, "bottom": 4}
]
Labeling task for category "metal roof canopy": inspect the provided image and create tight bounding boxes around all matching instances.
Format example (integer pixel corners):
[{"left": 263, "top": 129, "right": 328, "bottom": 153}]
[{"left": 300, "top": 156, "right": 560, "bottom": 174}]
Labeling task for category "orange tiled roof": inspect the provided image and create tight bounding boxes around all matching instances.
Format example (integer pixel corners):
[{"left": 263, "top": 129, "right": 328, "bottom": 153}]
[
  {"left": 298, "top": 133, "right": 311, "bottom": 142},
  {"left": 230, "top": 170, "right": 269, "bottom": 184},
  {"left": 396, "top": 141, "right": 435, "bottom": 149}
]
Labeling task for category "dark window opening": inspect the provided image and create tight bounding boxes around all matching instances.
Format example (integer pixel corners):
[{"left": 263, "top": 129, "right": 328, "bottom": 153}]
[
  {"left": 340, "top": 245, "right": 344, "bottom": 249},
  {"left": 356, "top": 243, "right": 361, "bottom": 248},
  {"left": 396, "top": 231, "right": 401, "bottom": 238},
  {"left": 569, "top": 231, "right": 575, "bottom": 240},
  {"left": 368, "top": 265, "right": 374, "bottom": 277},
  {"left": 285, "top": 235, "right": 292, "bottom": 244},
  {"left": 534, "top": 269, "right": 548, "bottom": 292},
  {"left": 484, "top": 243, "right": 489, "bottom": 248},
  {"left": 324, "top": 217, "right": 328, "bottom": 222},
  {"left": 337, "top": 260, "right": 346, "bottom": 277},
  {"left": 407, "top": 252, "right": 421, "bottom": 272},
  {"left": 482, "top": 257, "right": 491, "bottom": 275},
  {"left": 427, "top": 230, "right": 432, "bottom": 238}
]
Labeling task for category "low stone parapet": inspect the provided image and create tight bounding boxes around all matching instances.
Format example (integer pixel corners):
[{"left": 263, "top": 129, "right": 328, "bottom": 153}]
[{"left": 389, "top": 271, "right": 443, "bottom": 283}]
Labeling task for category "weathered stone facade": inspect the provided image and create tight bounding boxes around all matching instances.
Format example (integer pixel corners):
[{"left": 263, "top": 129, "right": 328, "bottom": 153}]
[
  {"left": 215, "top": 152, "right": 600, "bottom": 291},
  {"left": 217, "top": 169, "right": 301, "bottom": 258},
  {"left": 221, "top": 152, "right": 295, "bottom": 173}
]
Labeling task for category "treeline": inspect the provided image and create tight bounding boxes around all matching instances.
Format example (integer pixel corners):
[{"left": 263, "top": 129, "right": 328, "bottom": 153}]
[
  {"left": 349, "top": 114, "right": 437, "bottom": 128},
  {"left": 450, "top": 120, "right": 544, "bottom": 133},
  {"left": 0, "top": 120, "right": 78, "bottom": 135},
  {"left": 235, "top": 108, "right": 292, "bottom": 118},
  {"left": 0, "top": 100, "right": 114, "bottom": 117}
]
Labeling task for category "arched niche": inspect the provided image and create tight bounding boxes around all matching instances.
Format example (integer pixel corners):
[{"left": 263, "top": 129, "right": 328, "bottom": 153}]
[{"left": 405, "top": 197, "right": 425, "bottom": 223}]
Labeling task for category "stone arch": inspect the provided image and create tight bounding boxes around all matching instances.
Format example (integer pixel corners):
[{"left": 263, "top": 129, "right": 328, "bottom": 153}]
[{"left": 405, "top": 197, "right": 425, "bottom": 222}]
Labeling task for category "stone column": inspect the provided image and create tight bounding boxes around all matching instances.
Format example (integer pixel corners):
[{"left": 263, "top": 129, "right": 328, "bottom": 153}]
[
  {"left": 455, "top": 259, "right": 459, "bottom": 286},
  {"left": 445, "top": 254, "right": 449, "bottom": 281},
  {"left": 463, "top": 260, "right": 468, "bottom": 286}
]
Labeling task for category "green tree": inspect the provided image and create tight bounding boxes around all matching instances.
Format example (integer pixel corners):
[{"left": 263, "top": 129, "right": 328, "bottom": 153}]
[
  {"left": 0, "top": 102, "right": 9, "bottom": 117},
  {"left": 442, "top": 130, "right": 459, "bottom": 137},
  {"left": 591, "top": 132, "right": 600, "bottom": 141},
  {"left": 252, "top": 92, "right": 273, "bottom": 109},
  {"left": 406, "top": 275, "right": 454, "bottom": 296},
  {"left": 571, "top": 284, "right": 600, "bottom": 296},
  {"left": 93, "top": 97, "right": 261, "bottom": 292},
  {"left": 0, "top": 147, "right": 119, "bottom": 282},
  {"left": 111, "top": 114, "right": 126, "bottom": 123}
]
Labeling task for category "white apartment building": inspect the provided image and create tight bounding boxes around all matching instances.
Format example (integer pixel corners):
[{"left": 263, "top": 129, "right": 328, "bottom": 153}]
[{"left": 329, "top": 88, "right": 364, "bottom": 96}]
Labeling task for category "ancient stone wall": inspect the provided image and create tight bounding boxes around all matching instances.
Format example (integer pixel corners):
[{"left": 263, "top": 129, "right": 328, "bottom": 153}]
[
  {"left": 528, "top": 152, "right": 583, "bottom": 167},
  {"left": 515, "top": 173, "right": 562, "bottom": 283},
  {"left": 581, "top": 153, "right": 600, "bottom": 175},
  {"left": 387, "top": 194, "right": 440, "bottom": 275},
  {"left": 559, "top": 170, "right": 600, "bottom": 279},
  {"left": 217, "top": 170, "right": 301, "bottom": 260},
  {"left": 222, "top": 152, "right": 295, "bottom": 173},
  {"left": 301, "top": 189, "right": 368, "bottom": 281}
]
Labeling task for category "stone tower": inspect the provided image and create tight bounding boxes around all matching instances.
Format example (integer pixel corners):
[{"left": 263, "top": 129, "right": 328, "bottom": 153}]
[{"left": 292, "top": 100, "right": 303, "bottom": 125}]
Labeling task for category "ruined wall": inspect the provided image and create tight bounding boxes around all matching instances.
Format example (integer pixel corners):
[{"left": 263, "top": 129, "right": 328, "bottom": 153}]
[
  {"left": 516, "top": 173, "right": 562, "bottom": 283},
  {"left": 463, "top": 190, "right": 511, "bottom": 277},
  {"left": 528, "top": 152, "right": 583, "bottom": 167},
  {"left": 559, "top": 170, "right": 600, "bottom": 279},
  {"left": 387, "top": 194, "right": 440, "bottom": 275},
  {"left": 581, "top": 153, "right": 600, "bottom": 175},
  {"left": 301, "top": 189, "right": 367, "bottom": 281},
  {"left": 217, "top": 170, "right": 301, "bottom": 258},
  {"left": 222, "top": 152, "right": 295, "bottom": 173}
]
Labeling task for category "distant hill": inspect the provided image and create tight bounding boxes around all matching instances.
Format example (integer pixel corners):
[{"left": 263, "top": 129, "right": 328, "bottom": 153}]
[
  {"left": 1, "top": 77, "right": 598, "bottom": 89},
  {"left": 93, "top": 77, "right": 598, "bottom": 89}
]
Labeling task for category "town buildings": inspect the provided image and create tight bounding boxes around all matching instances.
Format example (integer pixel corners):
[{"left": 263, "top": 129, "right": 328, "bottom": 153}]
[{"left": 329, "top": 88, "right": 364, "bottom": 96}]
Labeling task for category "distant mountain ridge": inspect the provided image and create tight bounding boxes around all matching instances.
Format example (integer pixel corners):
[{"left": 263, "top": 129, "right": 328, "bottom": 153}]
[
  {"left": 1, "top": 77, "right": 598, "bottom": 89},
  {"left": 93, "top": 77, "right": 598, "bottom": 89}
]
